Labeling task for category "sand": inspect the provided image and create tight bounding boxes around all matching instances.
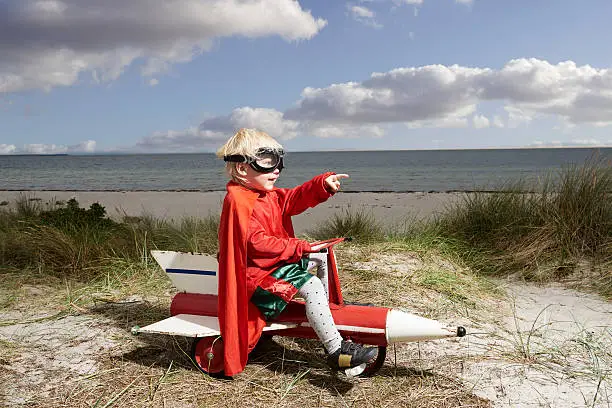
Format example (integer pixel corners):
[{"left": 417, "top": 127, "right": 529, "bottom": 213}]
[
  {"left": 459, "top": 282, "right": 612, "bottom": 407},
  {"left": 0, "top": 190, "right": 466, "bottom": 235}
]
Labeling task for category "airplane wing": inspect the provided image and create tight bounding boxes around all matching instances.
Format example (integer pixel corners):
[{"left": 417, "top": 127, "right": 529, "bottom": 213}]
[
  {"left": 133, "top": 313, "right": 297, "bottom": 338},
  {"left": 144, "top": 250, "right": 299, "bottom": 338}
]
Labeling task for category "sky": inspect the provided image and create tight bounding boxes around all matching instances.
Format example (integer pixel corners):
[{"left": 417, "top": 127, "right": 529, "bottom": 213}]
[{"left": 1, "top": 0, "right": 612, "bottom": 155}]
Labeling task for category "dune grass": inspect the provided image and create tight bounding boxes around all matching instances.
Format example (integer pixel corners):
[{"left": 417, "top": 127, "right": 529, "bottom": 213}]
[
  {"left": 433, "top": 155, "right": 610, "bottom": 294},
  {"left": 309, "top": 155, "right": 611, "bottom": 298},
  {"left": 0, "top": 195, "right": 219, "bottom": 282},
  {"left": 308, "top": 204, "right": 384, "bottom": 243}
]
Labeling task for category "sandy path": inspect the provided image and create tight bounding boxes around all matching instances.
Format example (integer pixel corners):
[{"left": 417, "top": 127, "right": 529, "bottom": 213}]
[
  {"left": 458, "top": 282, "right": 612, "bottom": 407},
  {"left": 349, "top": 251, "right": 612, "bottom": 407}
]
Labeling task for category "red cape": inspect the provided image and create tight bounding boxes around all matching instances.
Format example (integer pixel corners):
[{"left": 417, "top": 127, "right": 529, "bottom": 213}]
[
  {"left": 218, "top": 174, "right": 334, "bottom": 376},
  {"left": 217, "top": 181, "right": 267, "bottom": 376}
]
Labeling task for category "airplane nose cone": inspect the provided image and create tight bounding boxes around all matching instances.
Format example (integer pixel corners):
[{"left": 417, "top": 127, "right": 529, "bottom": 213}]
[{"left": 385, "top": 309, "right": 462, "bottom": 343}]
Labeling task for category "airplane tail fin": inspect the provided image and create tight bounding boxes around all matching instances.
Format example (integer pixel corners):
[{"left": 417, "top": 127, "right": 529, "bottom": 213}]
[{"left": 150, "top": 250, "right": 218, "bottom": 295}]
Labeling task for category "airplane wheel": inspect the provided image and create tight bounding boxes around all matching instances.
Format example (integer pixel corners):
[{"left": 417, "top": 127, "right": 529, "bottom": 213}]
[
  {"left": 191, "top": 336, "right": 226, "bottom": 377},
  {"left": 359, "top": 346, "right": 387, "bottom": 377}
]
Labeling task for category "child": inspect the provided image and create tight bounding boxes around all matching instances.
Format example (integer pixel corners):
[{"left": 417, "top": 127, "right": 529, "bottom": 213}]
[{"left": 216, "top": 128, "right": 377, "bottom": 377}]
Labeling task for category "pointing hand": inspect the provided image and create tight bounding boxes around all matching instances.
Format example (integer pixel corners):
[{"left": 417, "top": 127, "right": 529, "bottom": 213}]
[{"left": 325, "top": 173, "right": 349, "bottom": 193}]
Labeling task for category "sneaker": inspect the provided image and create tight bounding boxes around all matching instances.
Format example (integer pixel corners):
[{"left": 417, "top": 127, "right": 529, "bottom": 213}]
[{"left": 327, "top": 340, "right": 377, "bottom": 370}]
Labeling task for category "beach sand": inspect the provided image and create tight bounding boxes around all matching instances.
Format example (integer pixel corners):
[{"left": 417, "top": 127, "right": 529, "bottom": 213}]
[{"left": 0, "top": 191, "right": 466, "bottom": 235}]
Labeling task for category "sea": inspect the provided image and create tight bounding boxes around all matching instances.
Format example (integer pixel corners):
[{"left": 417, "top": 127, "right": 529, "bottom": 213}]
[{"left": 0, "top": 148, "right": 609, "bottom": 193}]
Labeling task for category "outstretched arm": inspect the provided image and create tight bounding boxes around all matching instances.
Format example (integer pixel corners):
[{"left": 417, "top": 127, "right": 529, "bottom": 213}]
[{"left": 279, "top": 172, "right": 350, "bottom": 217}]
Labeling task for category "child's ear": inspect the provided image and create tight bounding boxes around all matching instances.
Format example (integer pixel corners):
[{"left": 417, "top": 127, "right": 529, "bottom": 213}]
[{"left": 236, "top": 163, "right": 248, "bottom": 176}]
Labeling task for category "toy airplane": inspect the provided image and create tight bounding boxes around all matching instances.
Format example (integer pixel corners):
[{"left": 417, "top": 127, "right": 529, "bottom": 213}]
[{"left": 132, "top": 237, "right": 466, "bottom": 377}]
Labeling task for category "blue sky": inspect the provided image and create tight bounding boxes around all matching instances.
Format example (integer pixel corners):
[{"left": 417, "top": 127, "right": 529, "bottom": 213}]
[{"left": 1, "top": 0, "right": 612, "bottom": 154}]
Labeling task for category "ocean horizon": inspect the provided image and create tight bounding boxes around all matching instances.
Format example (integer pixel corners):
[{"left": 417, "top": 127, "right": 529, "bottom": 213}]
[{"left": 1, "top": 147, "right": 609, "bottom": 193}]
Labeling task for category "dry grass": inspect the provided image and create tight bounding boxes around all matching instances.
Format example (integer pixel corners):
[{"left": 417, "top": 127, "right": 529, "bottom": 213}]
[
  {"left": 1, "top": 330, "right": 490, "bottom": 408},
  {"left": 0, "top": 245, "right": 493, "bottom": 408},
  {"left": 307, "top": 205, "right": 384, "bottom": 243},
  {"left": 2, "top": 241, "right": 609, "bottom": 407},
  {"left": 23, "top": 333, "right": 488, "bottom": 408},
  {"left": 335, "top": 242, "right": 499, "bottom": 321},
  {"left": 432, "top": 155, "right": 611, "bottom": 283},
  {"left": 0, "top": 196, "right": 219, "bottom": 282}
]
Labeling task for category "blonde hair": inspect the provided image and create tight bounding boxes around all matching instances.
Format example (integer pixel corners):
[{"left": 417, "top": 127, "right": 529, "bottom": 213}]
[{"left": 216, "top": 128, "right": 284, "bottom": 183}]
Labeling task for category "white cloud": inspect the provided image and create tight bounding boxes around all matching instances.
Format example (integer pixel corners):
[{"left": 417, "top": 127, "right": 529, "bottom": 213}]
[
  {"left": 9, "top": 140, "right": 97, "bottom": 154},
  {"left": 393, "top": 0, "right": 423, "bottom": 5},
  {"left": 404, "top": 104, "right": 474, "bottom": 129},
  {"left": 135, "top": 127, "right": 227, "bottom": 152},
  {"left": 0, "top": 144, "right": 17, "bottom": 154},
  {"left": 72, "top": 140, "right": 96, "bottom": 153},
  {"left": 21, "top": 144, "right": 68, "bottom": 154},
  {"left": 285, "top": 64, "right": 488, "bottom": 124},
  {"left": 199, "top": 107, "right": 300, "bottom": 140},
  {"left": 350, "top": 5, "right": 375, "bottom": 18},
  {"left": 472, "top": 114, "right": 490, "bottom": 129},
  {"left": 0, "top": 0, "right": 326, "bottom": 93},
  {"left": 285, "top": 58, "right": 612, "bottom": 129},
  {"left": 505, "top": 106, "right": 533, "bottom": 128},
  {"left": 530, "top": 140, "right": 549, "bottom": 147},
  {"left": 134, "top": 58, "right": 612, "bottom": 152},
  {"left": 348, "top": 4, "right": 383, "bottom": 29},
  {"left": 195, "top": 107, "right": 386, "bottom": 142},
  {"left": 492, "top": 115, "right": 505, "bottom": 128},
  {"left": 149, "top": 78, "right": 159, "bottom": 87},
  {"left": 134, "top": 108, "right": 388, "bottom": 151},
  {"left": 309, "top": 124, "right": 385, "bottom": 138},
  {"left": 455, "top": 0, "right": 473, "bottom": 5},
  {"left": 530, "top": 139, "right": 603, "bottom": 148},
  {"left": 571, "top": 138, "right": 602, "bottom": 146},
  {"left": 405, "top": 116, "right": 469, "bottom": 129},
  {"left": 553, "top": 119, "right": 576, "bottom": 132},
  {"left": 136, "top": 107, "right": 299, "bottom": 152}
]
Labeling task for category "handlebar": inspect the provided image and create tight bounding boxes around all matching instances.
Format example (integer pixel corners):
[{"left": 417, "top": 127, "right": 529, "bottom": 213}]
[{"left": 309, "top": 237, "right": 352, "bottom": 252}]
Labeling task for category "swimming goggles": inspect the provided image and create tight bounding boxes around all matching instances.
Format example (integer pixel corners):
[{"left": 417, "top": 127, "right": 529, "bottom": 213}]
[{"left": 223, "top": 148, "right": 285, "bottom": 173}]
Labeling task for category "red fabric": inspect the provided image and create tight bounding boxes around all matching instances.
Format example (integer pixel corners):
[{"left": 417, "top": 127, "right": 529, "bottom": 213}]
[
  {"left": 257, "top": 273, "right": 300, "bottom": 304},
  {"left": 217, "top": 173, "right": 334, "bottom": 376},
  {"left": 245, "top": 173, "right": 334, "bottom": 296},
  {"left": 217, "top": 181, "right": 264, "bottom": 376}
]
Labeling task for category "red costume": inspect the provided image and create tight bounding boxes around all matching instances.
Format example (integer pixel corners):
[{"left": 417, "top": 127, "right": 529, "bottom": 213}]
[{"left": 217, "top": 173, "right": 334, "bottom": 376}]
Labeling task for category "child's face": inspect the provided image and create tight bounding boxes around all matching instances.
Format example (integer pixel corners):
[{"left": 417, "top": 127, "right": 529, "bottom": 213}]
[{"left": 241, "top": 164, "right": 280, "bottom": 192}]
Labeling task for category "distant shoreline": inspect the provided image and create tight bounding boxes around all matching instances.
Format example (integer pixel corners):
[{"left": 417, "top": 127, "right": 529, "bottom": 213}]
[
  {"left": 0, "top": 190, "right": 466, "bottom": 235},
  {"left": 1, "top": 154, "right": 69, "bottom": 157}
]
